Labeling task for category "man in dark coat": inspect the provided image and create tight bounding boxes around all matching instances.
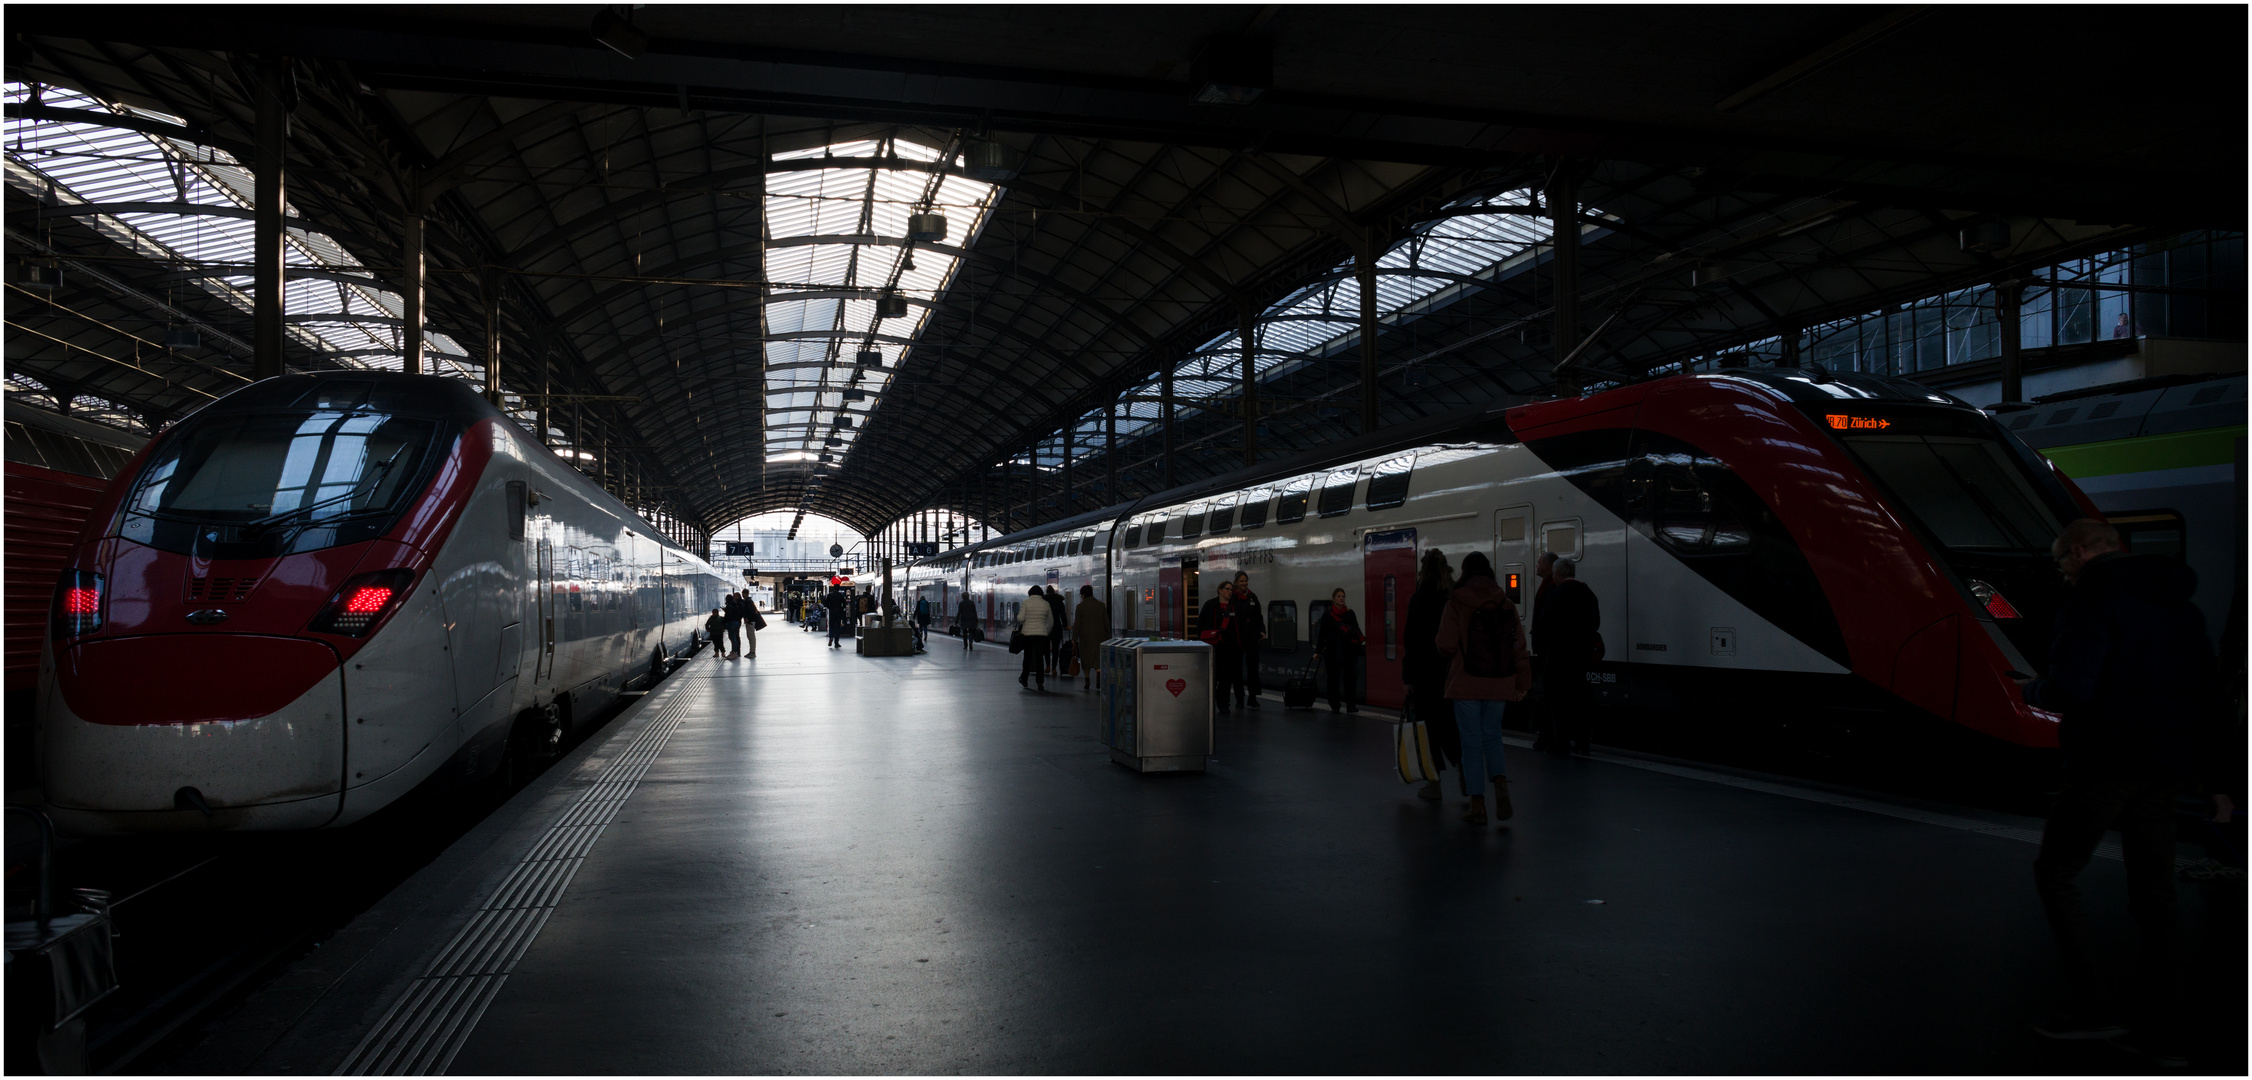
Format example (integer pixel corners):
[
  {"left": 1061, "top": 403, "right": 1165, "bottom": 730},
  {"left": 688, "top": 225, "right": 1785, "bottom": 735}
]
[
  {"left": 720, "top": 591, "right": 745, "bottom": 658},
  {"left": 2020, "top": 519, "right": 2228, "bottom": 1056},
  {"left": 1314, "top": 588, "right": 1366, "bottom": 713},
  {"left": 1532, "top": 556, "right": 1601, "bottom": 755},
  {"left": 956, "top": 593, "right": 980, "bottom": 653},
  {"left": 825, "top": 586, "right": 851, "bottom": 649},
  {"left": 1528, "top": 552, "right": 1559, "bottom": 751},
  {"left": 1044, "top": 586, "right": 1069, "bottom": 675},
  {"left": 1198, "top": 580, "right": 1247, "bottom": 712},
  {"left": 1233, "top": 571, "right": 1268, "bottom": 708}
]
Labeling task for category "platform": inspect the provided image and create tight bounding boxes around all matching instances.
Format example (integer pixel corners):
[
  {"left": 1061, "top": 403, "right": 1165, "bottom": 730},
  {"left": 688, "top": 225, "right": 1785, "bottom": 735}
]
[{"left": 182, "top": 627, "right": 2243, "bottom": 1075}]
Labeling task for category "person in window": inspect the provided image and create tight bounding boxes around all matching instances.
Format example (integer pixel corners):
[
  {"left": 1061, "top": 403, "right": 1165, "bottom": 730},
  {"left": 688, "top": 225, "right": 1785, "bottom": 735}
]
[
  {"left": 1017, "top": 585, "right": 1053, "bottom": 691},
  {"left": 1535, "top": 557, "right": 1602, "bottom": 755},
  {"left": 1315, "top": 587, "right": 1365, "bottom": 714},
  {"left": 1233, "top": 571, "right": 1268, "bottom": 708},
  {"left": 1199, "top": 580, "right": 1247, "bottom": 712},
  {"left": 1402, "top": 549, "right": 1460, "bottom": 801},
  {"left": 2019, "top": 518, "right": 2228, "bottom": 1059},
  {"left": 1434, "top": 551, "right": 1533, "bottom": 825},
  {"left": 2111, "top": 311, "right": 2132, "bottom": 340},
  {"left": 1073, "top": 584, "right": 1109, "bottom": 691},
  {"left": 956, "top": 592, "right": 980, "bottom": 653}
]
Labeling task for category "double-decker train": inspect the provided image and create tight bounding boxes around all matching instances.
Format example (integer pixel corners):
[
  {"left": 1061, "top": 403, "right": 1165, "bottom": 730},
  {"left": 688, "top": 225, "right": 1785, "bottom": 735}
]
[
  {"left": 901, "top": 369, "right": 2116, "bottom": 755},
  {"left": 38, "top": 373, "right": 733, "bottom": 834}
]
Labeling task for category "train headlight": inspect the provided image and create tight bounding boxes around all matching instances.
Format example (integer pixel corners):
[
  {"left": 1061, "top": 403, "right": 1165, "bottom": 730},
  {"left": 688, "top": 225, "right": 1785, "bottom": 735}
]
[
  {"left": 310, "top": 569, "right": 416, "bottom": 638},
  {"left": 51, "top": 569, "right": 105, "bottom": 638},
  {"left": 1966, "top": 579, "right": 2023, "bottom": 619}
]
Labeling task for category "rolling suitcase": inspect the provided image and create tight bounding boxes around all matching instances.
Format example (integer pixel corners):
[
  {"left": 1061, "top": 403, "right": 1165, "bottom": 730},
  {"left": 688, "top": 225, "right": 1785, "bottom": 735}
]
[{"left": 1282, "top": 660, "right": 1318, "bottom": 709}]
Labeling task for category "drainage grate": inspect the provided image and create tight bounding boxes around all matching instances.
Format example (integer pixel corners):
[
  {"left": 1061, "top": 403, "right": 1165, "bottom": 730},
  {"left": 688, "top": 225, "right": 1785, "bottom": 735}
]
[{"left": 335, "top": 674, "right": 707, "bottom": 1076}]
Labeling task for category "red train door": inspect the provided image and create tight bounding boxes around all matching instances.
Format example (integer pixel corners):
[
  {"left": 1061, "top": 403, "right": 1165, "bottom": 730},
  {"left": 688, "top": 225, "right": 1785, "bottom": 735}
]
[
  {"left": 1362, "top": 528, "right": 1417, "bottom": 709},
  {"left": 1157, "top": 558, "right": 1182, "bottom": 638}
]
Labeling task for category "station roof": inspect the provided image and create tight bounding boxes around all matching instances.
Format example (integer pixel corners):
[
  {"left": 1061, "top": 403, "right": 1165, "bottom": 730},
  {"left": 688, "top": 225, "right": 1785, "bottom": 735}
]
[{"left": 6, "top": 6, "right": 2241, "bottom": 536}]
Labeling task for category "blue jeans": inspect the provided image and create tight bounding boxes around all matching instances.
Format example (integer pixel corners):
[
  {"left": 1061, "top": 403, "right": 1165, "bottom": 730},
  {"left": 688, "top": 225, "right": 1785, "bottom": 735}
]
[{"left": 1453, "top": 699, "right": 1510, "bottom": 796}]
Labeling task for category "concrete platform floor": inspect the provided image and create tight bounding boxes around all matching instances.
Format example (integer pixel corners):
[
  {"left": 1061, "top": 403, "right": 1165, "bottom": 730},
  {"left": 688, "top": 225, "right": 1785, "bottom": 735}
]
[{"left": 187, "top": 625, "right": 2243, "bottom": 1074}]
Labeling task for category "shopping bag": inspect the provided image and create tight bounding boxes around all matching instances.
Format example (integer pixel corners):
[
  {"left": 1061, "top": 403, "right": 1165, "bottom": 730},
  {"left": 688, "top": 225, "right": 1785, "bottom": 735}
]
[{"left": 1394, "top": 702, "right": 1440, "bottom": 784}]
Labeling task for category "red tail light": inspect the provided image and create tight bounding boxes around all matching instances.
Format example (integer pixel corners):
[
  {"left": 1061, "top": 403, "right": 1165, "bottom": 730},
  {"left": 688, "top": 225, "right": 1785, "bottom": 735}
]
[
  {"left": 1967, "top": 579, "right": 2022, "bottom": 619},
  {"left": 52, "top": 570, "right": 104, "bottom": 638},
  {"left": 309, "top": 569, "right": 415, "bottom": 638}
]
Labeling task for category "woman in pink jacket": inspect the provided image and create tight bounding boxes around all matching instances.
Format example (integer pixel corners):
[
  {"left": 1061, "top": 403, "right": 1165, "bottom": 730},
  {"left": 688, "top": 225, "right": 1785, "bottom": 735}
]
[{"left": 1434, "top": 551, "right": 1534, "bottom": 824}]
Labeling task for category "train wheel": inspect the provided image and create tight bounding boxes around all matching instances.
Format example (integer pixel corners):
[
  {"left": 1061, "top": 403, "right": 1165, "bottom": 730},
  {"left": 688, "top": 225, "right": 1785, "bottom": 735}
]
[{"left": 500, "top": 703, "right": 565, "bottom": 790}]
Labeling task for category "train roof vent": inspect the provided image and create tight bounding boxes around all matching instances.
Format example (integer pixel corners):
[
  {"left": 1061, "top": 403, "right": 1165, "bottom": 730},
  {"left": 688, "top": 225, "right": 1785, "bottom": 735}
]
[
  {"left": 2191, "top": 385, "right": 2228, "bottom": 405},
  {"left": 2044, "top": 407, "right": 2078, "bottom": 425},
  {"left": 2088, "top": 401, "right": 2122, "bottom": 419},
  {"left": 2009, "top": 413, "right": 2035, "bottom": 430}
]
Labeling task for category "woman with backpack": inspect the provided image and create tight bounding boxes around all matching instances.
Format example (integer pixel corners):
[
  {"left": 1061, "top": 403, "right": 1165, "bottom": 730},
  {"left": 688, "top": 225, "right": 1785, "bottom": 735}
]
[
  {"left": 1434, "top": 551, "right": 1533, "bottom": 825},
  {"left": 1314, "top": 588, "right": 1365, "bottom": 713},
  {"left": 1401, "top": 549, "right": 1461, "bottom": 802}
]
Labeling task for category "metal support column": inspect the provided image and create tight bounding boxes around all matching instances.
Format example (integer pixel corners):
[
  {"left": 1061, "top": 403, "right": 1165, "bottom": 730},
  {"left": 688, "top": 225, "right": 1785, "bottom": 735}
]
[
  {"left": 1997, "top": 280, "right": 2025, "bottom": 402},
  {"left": 252, "top": 58, "right": 289, "bottom": 381},
  {"left": 1241, "top": 307, "right": 1258, "bottom": 467},
  {"left": 1160, "top": 360, "right": 1177, "bottom": 489},
  {"left": 1548, "top": 167, "right": 1581, "bottom": 394},
  {"left": 1105, "top": 403, "right": 1117, "bottom": 504},
  {"left": 401, "top": 210, "right": 424, "bottom": 375},
  {"left": 482, "top": 268, "right": 501, "bottom": 405},
  {"left": 1357, "top": 243, "right": 1379, "bottom": 433}
]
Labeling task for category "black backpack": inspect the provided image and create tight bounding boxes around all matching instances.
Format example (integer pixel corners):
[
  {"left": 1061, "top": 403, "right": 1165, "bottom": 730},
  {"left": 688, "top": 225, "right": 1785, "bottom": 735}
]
[{"left": 1461, "top": 598, "right": 1519, "bottom": 679}]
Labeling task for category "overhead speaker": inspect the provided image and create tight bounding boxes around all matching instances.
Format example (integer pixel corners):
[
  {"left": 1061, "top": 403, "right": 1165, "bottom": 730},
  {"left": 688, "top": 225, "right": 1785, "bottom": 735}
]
[
  {"left": 875, "top": 296, "right": 909, "bottom": 318},
  {"left": 857, "top": 350, "right": 885, "bottom": 367},
  {"left": 907, "top": 213, "right": 948, "bottom": 243},
  {"left": 165, "top": 328, "right": 202, "bottom": 349},
  {"left": 961, "top": 140, "right": 1018, "bottom": 181}
]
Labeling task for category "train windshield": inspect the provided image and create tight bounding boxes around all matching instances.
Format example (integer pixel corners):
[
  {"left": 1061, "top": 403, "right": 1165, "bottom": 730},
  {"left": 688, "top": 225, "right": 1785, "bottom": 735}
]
[
  {"left": 120, "top": 409, "right": 446, "bottom": 558},
  {"left": 1816, "top": 408, "right": 2067, "bottom": 553}
]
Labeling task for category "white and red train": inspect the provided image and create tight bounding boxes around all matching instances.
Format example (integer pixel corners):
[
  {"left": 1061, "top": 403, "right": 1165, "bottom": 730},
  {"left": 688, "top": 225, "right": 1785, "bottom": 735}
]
[
  {"left": 903, "top": 369, "right": 2100, "bottom": 754},
  {"left": 38, "top": 373, "right": 733, "bottom": 834}
]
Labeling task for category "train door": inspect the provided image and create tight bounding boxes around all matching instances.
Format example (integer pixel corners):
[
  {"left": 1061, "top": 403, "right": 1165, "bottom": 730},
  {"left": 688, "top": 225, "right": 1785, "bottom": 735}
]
[
  {"left": 1493, "top": 504, "right": 1534, "bottom": 611},
  {"left": 1157, "top": 557, "right": 1182, "bottom": 638},
  {"left": 1361, "top": 528, "right": 1416, "bottom": 709},
  {"left": 536, "top": 538, "right": 555, "bottom": 682}
]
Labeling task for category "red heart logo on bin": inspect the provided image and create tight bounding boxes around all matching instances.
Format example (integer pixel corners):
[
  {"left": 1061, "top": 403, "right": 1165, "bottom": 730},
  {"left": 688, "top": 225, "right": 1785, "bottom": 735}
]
[{"left": 1165, "top": 679, "right": 1187, "bottom": 697}]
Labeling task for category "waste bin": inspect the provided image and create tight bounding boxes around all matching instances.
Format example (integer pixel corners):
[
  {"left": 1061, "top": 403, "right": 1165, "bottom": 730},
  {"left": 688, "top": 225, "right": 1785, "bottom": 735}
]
[{"left": 1099, "top": 637, "right": 1212, "bottom": 772}]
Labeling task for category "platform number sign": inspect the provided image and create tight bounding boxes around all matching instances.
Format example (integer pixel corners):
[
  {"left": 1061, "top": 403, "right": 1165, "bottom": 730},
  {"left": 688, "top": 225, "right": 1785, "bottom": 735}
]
[
  {"left": 905, "top": 541, "right": 939, "bottom": 557},
  {"left": 724, "top": 541, "right": 754, "bottom": 556}
]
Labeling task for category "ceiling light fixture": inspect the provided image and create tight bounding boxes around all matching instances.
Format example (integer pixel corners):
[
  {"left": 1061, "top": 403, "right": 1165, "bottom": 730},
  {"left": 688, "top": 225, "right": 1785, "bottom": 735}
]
[{"left": 961, "top": 140, "right": 1018, "bottom": 182}]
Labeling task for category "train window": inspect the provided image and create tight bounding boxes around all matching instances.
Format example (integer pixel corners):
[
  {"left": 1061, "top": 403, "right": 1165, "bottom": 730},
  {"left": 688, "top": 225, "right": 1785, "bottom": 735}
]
[
  {"left": 1268, "top": 600, "right": 1298, "bottom": 651},
  {"left": 1275, "top": 476, "right": 1313, "bottom": 524},
  {"left": 1238, "top": 488, "right": 1271, "bottom": 529},
  {"left": 1177, "top": 509, "right": 1205, "bottom": 540},
  {"left": 1365, "top": 453, "right": 1415, "bottom": 511},
  {"left": 1146, "top": 518, "right": 1168, "bottom": 544},
  {"left": 1309, "top": 599, "right": 1332, "bottom": 642},
  {"left": 1653, "top": 462, "right": 1749, "bottom": 551},
  {"left": 1541, "top": 521, "right": 1581, "bottom": 559},
  {"left": 1123, "top": 524, "right": 1142, "bottom": 548},
  {"left": 1208, "top": 502, "right": 1235, "bottom": 533},
  {"left": 505, "top": 481, "right": 526, "bottom": 540},
  {"left": 1832, "top": 434, "right": 2061, "bottom": 552},
  {"left": 2109, "top": 510, "right": 2187, "bottom": 559},
  {"left": 1317, "top": 469, "right": 1359, "bottom": 518}
]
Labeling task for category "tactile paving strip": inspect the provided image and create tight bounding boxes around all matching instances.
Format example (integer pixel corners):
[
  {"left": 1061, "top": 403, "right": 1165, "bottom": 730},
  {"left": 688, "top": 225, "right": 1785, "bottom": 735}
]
[{"left": 335, "top": 673, "right": 707, "bottom": 1076}]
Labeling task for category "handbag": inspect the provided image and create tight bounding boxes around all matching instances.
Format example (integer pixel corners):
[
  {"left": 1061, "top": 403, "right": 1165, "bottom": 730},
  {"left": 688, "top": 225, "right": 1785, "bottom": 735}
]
[
  {"left": 1007, "top": 627, "right": 1026, "bottom": 654},
  {"left": 1393, "top": 700, "right": 1440, "bottom": 784},
  {"left": 1199, "top": 628, "right": 1223, "bottom": 646}
]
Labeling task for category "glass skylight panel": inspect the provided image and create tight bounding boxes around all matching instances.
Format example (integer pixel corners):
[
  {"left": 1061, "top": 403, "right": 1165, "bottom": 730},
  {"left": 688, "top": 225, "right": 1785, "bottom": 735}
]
[
  {"left": 5, "top": 82, "right": 468, "bottom": 378},
  {"left": 761, "top": 138, "right": 998, "bottom": 465}
]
